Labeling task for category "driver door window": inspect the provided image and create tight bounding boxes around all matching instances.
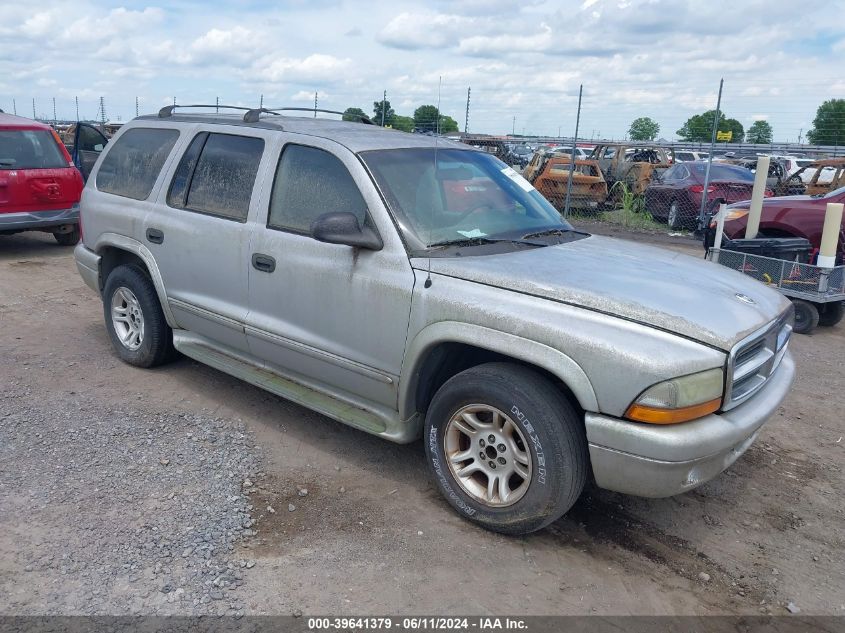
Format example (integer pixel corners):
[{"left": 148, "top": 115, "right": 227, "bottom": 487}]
[{"left": 268, "top": 144, "right": 368, "bottom": 233}]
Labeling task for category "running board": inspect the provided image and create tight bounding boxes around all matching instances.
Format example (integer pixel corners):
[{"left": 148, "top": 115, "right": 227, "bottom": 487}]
[{"left": 172, "top": 332, "right": 420, "bottom": 442}]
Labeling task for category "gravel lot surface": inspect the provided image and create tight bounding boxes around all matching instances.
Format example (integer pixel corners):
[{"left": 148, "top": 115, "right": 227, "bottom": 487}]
[{"left": 1, "top": 229, "right": 843, "bottom": 616}]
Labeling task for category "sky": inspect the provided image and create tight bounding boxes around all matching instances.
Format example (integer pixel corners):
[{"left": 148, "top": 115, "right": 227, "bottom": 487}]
[{"left": 2, "top": 0, "right": 844, "bottom": 142}]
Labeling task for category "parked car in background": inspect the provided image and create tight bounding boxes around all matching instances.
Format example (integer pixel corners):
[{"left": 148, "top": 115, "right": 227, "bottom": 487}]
[
  {"left": 791, "top": 159, "right": 845, "bottom": 195},
  {"left": 532, "top": 157, "right": 607, "bottom": 214},
  {"left": 723, "top": 157, "right": 806, "bottom": 197},
  {"left": 716, "top": 186, "right": 845, "bottom": 264},
  {"left": 674, "top": 150, "right": 709, "bottom": 162},
  {"left": 588, "top": 143, "right": 673, "bottom": 198},
  {"left": 62, "top": 123, "right": 109, "bottom": 181},
  {"left": 0, "top": 112, "right": 83, "bottom": 244},
  {"left": 504, "top": 143, "right": 533, "bottom": 169},
  {"left": 645, "top": 162, "right": 770, "bottom": 230}
]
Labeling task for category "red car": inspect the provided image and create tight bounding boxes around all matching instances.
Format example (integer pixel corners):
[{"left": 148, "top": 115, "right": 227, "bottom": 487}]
[
  {"left": 0, "top": 112, "right": 84, "bottom": 245},
  {"left": 719, "top": 186, "right": 845, "bottom": 263},
  {"left": 645, "top": 162, "right": 771, "bottom": 230}
]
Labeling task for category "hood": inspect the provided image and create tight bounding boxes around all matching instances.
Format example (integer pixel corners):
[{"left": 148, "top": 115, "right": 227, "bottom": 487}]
[
  {"left": 416, "top": 235, "right": 790, "bottom": 351},
  {"left": 729, "top": 194, "right": 813, "bottom": 208}
]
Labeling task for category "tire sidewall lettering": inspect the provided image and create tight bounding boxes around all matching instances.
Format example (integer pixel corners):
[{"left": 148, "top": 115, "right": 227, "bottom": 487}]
[{"left": 510, "top": 404, "right": 546, "bottom": 485}]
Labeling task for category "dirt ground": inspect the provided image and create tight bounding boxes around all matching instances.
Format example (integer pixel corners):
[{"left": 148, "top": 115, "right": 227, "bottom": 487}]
[{"left": 1, "top": 228, "right": 843, "bottom": 616}]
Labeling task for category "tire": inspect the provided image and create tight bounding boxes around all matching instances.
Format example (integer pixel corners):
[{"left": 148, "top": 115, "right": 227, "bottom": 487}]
[
  {"left": 102, "top": 264, "right": 175, "bottom": 367},
  {"left": 818, "top": 301, "right": 844, "bottom": 327},
  {"left": 667, "top": 200, "right": 684, "bottom": 230},
  {"left": 54, "top": 227, "right": 80, "bottom": 246},
  {"left": 423, "top": 362, "right": 588, "bottom": 535},
  {"left": 791, "top": 299, "right": 819, "bottom": 335}
]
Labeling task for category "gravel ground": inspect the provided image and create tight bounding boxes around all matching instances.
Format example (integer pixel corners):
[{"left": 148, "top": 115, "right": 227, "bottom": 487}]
[
  {"left": 0, "top": 387, "right": 261, "bottom": 615},
  {"left": 1, "top": 230, "right": 843, "bottom": 617}
]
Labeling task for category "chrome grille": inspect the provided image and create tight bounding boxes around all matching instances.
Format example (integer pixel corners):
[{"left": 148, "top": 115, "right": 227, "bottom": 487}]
[{"left": 724, "top": 313, "right": 792, "bottom": 410}]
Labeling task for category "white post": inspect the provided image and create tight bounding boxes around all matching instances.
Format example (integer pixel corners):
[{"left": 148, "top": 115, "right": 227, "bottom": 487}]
[
  {"left": 713, "top": 203, "right": 727, "bottom": 254},
  {"left": 817, "top": 202, "right": 844, "bottom": 269},
  {"left": 744, "top": 155, "right": 770, "bottom": 239}
]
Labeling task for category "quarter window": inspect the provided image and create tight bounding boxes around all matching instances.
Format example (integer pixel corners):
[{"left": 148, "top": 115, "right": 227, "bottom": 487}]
[
  {"left": 167, "top": 132, "right": 264, "bottom": 221},
  {"left": 96, "top": 128, "right": 179, "bottom": 200},
  {"left": 268, "top": 144, "right": 367, "bottom": 234}
]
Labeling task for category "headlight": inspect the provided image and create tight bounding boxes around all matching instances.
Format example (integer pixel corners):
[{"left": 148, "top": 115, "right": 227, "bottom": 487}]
[{"left": 625, "top": 368, "right": 724, "bottom": 424}]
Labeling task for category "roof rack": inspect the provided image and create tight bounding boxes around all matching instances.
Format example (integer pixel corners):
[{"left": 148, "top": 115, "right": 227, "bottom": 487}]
[{"left": 158, "top": 104, "right": 374, "bottom": 126}]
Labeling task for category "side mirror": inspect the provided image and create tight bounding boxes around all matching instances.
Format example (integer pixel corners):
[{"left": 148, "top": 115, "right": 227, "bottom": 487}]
[{"left": 310, "top": 212, "right": 383, "bottom": 251}]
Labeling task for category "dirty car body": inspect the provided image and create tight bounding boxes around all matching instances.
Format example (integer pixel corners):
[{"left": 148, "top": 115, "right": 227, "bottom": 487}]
[
  {"left": 532, "top": 157, "right": 607, "bottom": 213},
  {"left": 73, "top": 109, "right": 795, "bottom": 534}
]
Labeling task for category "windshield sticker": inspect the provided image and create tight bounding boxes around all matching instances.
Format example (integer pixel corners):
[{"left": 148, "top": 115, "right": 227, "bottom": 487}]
[
  {"left": 501, "top": 166, "right": 535, "bottom": 192},
  {"left": 457, "top": 229, "right": 487, "bottom": 238}
]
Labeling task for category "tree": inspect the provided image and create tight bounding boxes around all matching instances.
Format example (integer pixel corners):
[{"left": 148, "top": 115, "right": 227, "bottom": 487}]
[
  {"left": 807, "top": 99, "right": 845, "bottom": 145},
  {"left": 676, "top": 110, "right": 745, "bottom": 143},
  {"left": 342, "top": 107, "right": 367, "bottom": 122},
  {"left": 373, "top": 99, "right": 395, "bottom": 127},
  {"left": 413, "top": 105, "right": 440, "bottom": 132},
  {"left": 627, "top": 116, "right": 660, "bottom": 141},
  {"left": 746, "top": 120, "right": 773, "bottom": 144},
  {"left": 391, "top": 115, "right": 414, "bottom": 132},
  {"left": 413, "top": 105, "right": 459, "bottom": 133}
]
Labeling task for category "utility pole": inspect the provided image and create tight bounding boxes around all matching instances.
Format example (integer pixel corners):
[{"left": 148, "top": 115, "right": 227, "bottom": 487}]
[
  {"left": 12, "top": 98, "right": 16, "bottom": 116},
  {"left": 135, "top": 96, "right": 139, "bottom": 118},
  {"left": 563, "top": 84, "right": 583, "bottom": 219},
  {"left": 512, "top": 116, "right": 515, "bottom": 136},
  {"left": 558, "top": 125, "right": 561, "bottom": 138},
  {"left": 464, "top": 86, "right": 471, "bottom": 133},
  {"left": 259, "top": 94, "right": 264, "bottom": 109},
  {"left": 52, "top": 98, "right": 57, "bottom": 125},
  {"left": 314, "top": 91, "right": 318, "bottom": 118},
  {"left": 172, "top": 96, "right": 176, "bottom": 106},
  {"left": 99, "top": 96, "right": 107, "bottom": 124},
  {"left": 697, "top": 77, "right": 724, "bottom": 233},
  {"left": 797, "top": 128, "right": 803, "bottom": 145},
  {"left": 75, "top": 96, "right": 79, "bottom": 121},
  {"left": 215, "top": 96, "right": 219, "bottom": 113},
  {"left": 32, "top": 98, "right": 36, "bottom": 120},
  {"left": 381, "top": 90, "right": 386, "bottom": 126}
]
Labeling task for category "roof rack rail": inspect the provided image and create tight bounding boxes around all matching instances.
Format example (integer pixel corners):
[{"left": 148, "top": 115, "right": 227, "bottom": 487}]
[
  {"left": 158, "top": 104, "right": 258, "bottom": 118},
  {"left": 242, "top": 107, "right": 374, "bottom": 125}
]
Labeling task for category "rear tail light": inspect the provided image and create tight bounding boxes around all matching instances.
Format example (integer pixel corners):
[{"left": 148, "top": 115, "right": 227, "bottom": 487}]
[
  {"left": 764, "top": 189, "right": 773, "bottom": 197},
  {"left": 689, "top": 185, "right": 716, "bottom": 194}
]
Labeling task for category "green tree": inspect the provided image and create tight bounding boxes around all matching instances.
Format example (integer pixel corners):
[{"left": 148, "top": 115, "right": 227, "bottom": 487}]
[
  {"left": 627, "top": 116, "right": 660, "bottom": 141},
  {"left": 342, "top": 107, "right": 367, "bottom": 122},
  {"left": 676, "top": 110, "right": 744, "bottom": 143},
  {"left": 413, "top": 105, "right": 440, "bottom": 132},
  {"left": 413, "top": 105, "right": 459, "bottom": 133},
  {"left": 391, "top": 114, "right": 414, "bottom": 132},
  {"left": 807, "top": 99, "right": 845, "bottom": 145},
  {"left": 373, "top": 99, "right": 395, "bottom": 126},
  {"left": 746, "top": 120, "right": 773, "bottom": 144}
]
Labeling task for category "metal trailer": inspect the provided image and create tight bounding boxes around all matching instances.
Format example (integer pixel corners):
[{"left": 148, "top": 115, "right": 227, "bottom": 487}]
[{"left": 708, "top": 248, "right": 845, "bottom": 334}]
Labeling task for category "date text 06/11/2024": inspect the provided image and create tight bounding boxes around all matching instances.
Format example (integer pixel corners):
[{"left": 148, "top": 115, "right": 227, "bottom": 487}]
[{"left": 306, "top": 617, "right": 529, "bottom": 631}]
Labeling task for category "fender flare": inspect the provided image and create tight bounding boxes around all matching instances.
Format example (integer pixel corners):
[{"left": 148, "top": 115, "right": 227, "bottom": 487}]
[
  {"left": 399, "top": 321, "right": 599, "bottom": 420},
  {"left": 93, "top": 232, "right": 178, "bottom": 327}
]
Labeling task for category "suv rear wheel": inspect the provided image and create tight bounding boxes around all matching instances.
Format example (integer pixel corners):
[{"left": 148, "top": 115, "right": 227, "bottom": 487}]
[
  {"left": 103, "top": 264, "right": 175, "bottom": 367},
  {"left": 424, "top": 363, "right": 588, "bottom": 535}
]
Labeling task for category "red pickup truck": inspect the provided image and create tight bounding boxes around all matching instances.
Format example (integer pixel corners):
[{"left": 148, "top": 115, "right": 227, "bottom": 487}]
[{"left": 0, "top": 112, "right": 84, "bottom": 244}]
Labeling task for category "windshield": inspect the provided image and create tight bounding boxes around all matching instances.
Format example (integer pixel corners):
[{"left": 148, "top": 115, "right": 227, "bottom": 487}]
[
  {"left": 361, "top": 148, "right": 572, "bottom": 250},
  {"left": 689, "top": 163, "right": 755, "bottom": 182},
  {"left": 0, "top": 129, "right": 67, "bottom": 170}
]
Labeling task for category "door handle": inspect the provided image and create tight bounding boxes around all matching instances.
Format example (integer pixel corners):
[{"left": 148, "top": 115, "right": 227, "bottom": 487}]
[
  {"left": 146, "top": 228, "right": 164, "bottom": 244},
  {"left": 251, "top": 253, "right": 276, "bottom": 273}
]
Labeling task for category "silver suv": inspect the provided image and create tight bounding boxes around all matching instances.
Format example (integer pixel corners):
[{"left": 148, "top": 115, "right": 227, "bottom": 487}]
[{"left": 74, "top": 106, "right": 795, "bottom": 534}]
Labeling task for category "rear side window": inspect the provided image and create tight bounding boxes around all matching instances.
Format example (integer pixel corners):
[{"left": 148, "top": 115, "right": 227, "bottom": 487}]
[
  {"left": 268, "top": 144, "right": 367, "bottom": 234},
  {"left": 0, "top": 130, "right": 67, "bottom": 170},
  {"left": 96, "top": 128, "right": 179, "bottom": 200},
  {"left": 167, "top": 133, "right": 264, "bottom": 221}
]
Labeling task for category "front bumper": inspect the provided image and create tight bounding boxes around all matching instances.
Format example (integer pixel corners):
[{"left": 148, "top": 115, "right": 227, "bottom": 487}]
[
  {"left": 0, "top": 206, "right": 79, "bottom": 232},
  {"left": 586, "top": 352, "right": 795, "bottom": 498}
]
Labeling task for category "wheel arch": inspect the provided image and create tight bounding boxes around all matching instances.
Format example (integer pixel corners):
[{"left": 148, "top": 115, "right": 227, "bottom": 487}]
[
  {"left": 400, "top": 322, "right": 598, "bottom": 423},
  {"left": 94, "top": 233, "right": 178, "bottom": 327}
]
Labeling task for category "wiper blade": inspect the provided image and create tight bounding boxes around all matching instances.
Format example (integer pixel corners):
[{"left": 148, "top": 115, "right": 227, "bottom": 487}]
[
  {"left": 427, "top": 236, "right": 546, "bottom": 249},
  {"left": 521, "top": 228, "right": 580, "bottom": 239}
]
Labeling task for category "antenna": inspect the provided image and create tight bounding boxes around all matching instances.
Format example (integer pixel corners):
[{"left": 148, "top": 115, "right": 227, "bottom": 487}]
[{"left": 425, "top": 76, "right": 443, "bottom": 289}]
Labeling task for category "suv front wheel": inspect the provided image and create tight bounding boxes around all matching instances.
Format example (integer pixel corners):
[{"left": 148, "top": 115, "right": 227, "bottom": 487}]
[
  {"left": 424, "top": 363, "right": 588, "bottom": 535},
  {"left": 103, "top": 264, "right": 175, "bottom": 367}
]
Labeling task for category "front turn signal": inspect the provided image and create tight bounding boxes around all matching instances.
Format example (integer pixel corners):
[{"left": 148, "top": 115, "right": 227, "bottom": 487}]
[{"left": 625, "top": 368, "right": 724, "bottom": 425}]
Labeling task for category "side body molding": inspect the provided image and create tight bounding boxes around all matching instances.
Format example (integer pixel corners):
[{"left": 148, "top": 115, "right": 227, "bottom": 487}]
[
  {"left": 92, "top": 232, "right": 179, "bottom": 328},
  {"left": 399, "top": 321, "right": 599, "bottom": 420}
]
